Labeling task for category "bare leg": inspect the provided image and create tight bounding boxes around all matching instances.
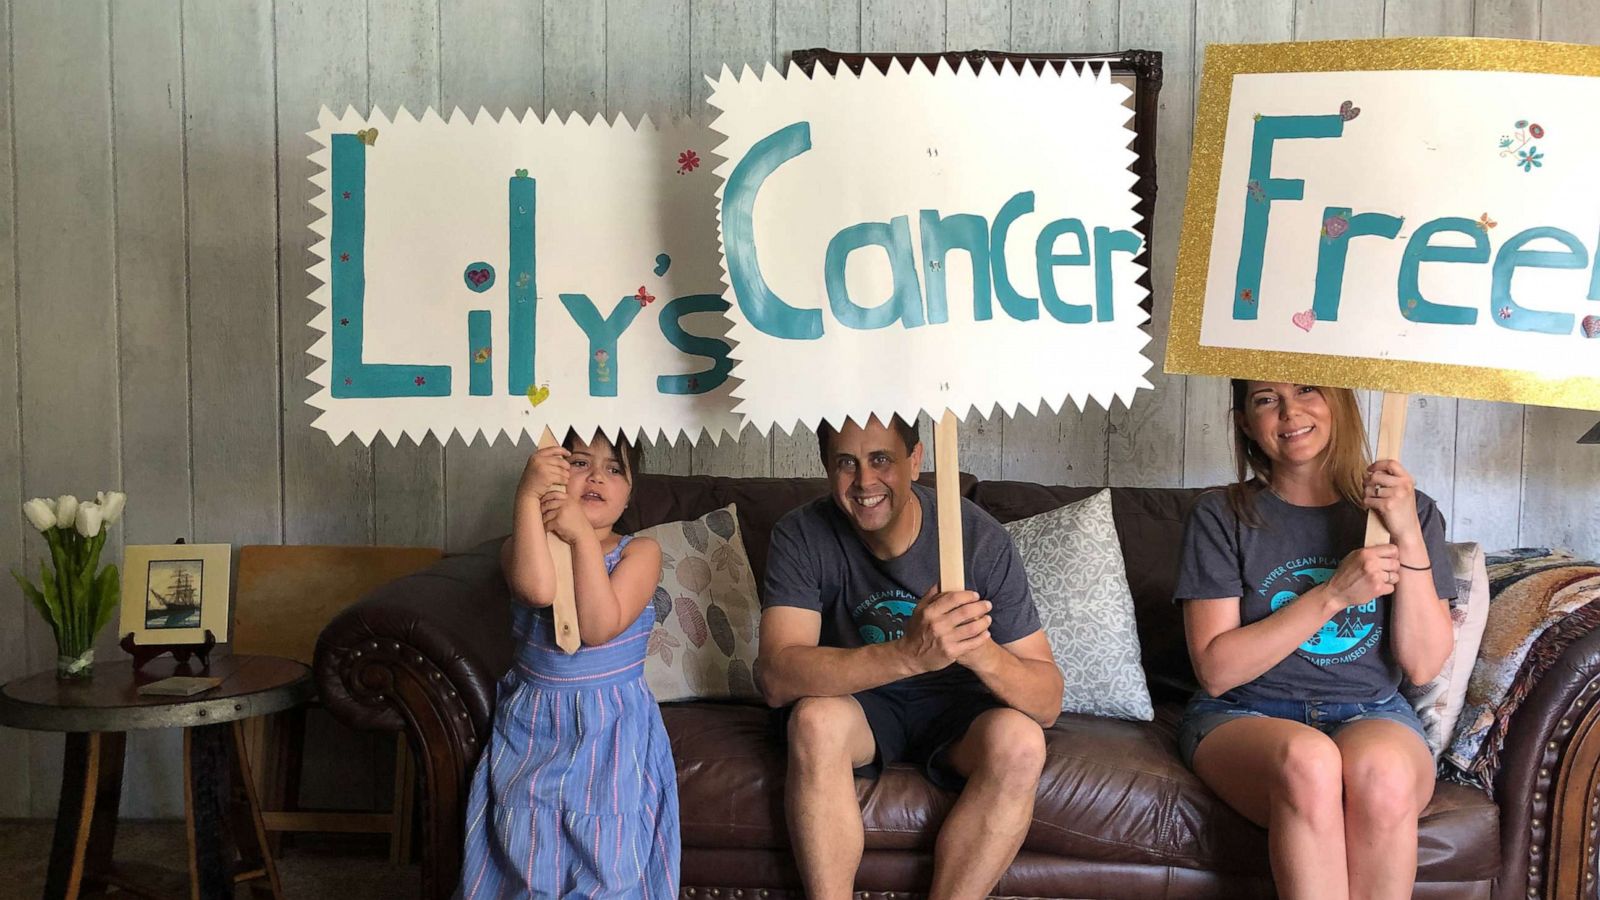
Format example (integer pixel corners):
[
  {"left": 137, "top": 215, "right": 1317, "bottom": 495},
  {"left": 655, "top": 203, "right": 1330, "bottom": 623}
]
[
  {"left": 784, "top": 696, "right": 877, "bottom": 900},
  {"left": 927, "top": 709, "right": 1047, "bottom": 900},
  {"left": 1192, "top": 717, "right": 1348, "bottom": 900},
  {"left": 1335, "top": 720, "right": 1435, "bottom": 900}
]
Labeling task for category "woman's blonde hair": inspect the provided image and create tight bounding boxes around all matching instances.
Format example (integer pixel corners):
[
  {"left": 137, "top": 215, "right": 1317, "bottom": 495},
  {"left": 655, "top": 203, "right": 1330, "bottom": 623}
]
[{"left": 1225, "top": 379, "right": 1370, "bottom": 526}]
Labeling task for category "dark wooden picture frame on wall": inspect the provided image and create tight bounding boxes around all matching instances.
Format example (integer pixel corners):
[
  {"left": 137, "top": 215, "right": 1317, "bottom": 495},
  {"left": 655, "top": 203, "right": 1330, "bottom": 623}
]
[{"left": 789, "top": 48, "right": 1164, "bottom": 317}]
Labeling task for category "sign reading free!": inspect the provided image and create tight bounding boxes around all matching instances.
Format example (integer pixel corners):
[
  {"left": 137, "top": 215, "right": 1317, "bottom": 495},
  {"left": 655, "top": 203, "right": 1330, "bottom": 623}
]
[
  {"left": 706, "top": 59, "right": 1154, "bottom": 435},
  {"left": 1168, "top": 39, "right": 1600, "bottom": 411}
]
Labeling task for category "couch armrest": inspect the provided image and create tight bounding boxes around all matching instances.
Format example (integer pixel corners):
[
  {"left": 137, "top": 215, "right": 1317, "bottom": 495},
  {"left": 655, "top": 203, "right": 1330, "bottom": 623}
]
[
  {"left": 314, "top": 537, "right": 513, "bottom": 900},
  {"left": 1491, "top": 626, "right": 1600, "bottom": 900}
]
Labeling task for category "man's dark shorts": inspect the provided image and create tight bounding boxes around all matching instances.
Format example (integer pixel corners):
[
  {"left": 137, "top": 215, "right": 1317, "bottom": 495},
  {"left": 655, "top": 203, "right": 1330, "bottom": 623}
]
[{"left": 780, "top": 679, "right": 1004, "bottom": 792}]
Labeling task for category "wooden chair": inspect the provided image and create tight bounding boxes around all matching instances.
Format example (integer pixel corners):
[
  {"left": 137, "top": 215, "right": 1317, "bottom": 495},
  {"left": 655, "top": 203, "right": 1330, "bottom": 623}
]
[{"left": 232, "top": 544, "right": 443, "bottom": 863}]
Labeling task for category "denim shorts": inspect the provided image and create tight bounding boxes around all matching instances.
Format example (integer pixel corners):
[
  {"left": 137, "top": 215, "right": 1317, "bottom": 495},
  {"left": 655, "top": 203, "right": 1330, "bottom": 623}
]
[{"left": 1176, "top": 692, "right": 1428, "bottom": 768}]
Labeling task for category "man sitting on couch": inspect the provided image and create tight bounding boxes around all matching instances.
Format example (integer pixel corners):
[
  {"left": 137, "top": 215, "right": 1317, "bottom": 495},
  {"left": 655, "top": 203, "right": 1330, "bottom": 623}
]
[{"left": 755, "top": 414, "right": 1064, "bottom": 900}]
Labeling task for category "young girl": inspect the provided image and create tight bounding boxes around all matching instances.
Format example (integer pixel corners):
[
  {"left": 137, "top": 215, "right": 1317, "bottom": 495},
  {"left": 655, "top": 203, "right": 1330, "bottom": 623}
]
[
  {"left": 1176, "top": 381, "right": 1455, "bottom": 900},
  {"left": 460, "top": 430, "right": 676, "bottom": 898}
]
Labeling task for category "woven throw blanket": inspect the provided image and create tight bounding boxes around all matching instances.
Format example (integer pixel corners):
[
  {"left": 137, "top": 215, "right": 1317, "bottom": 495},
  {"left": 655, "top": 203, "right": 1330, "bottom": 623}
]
[{"left": 1443, "top": 549, "right": 1600, "bottom": 790}]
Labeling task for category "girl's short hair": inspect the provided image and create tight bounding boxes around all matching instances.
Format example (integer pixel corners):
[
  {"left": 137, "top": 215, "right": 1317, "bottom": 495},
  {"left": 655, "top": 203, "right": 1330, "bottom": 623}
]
[
  {"left": 562, "top": 429, "right": 643, "bottom": 483},
  {"left": 1226, "top": 379, "right": 1369, "bottom": 526}
]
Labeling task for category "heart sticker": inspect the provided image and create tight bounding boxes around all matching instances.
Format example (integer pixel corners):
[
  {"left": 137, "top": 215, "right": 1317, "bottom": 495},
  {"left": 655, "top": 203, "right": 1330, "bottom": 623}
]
[
  {"left": 1339, "top": 100, "right": 1360, "bottom": 121},
  {"left": 463, "top": 262, "right": 495, "bottom": 293},
  {"left": 1582, "top": 315, "right": 1600, "bottom": 339},
  {"left": 357, "top": 128, "right": 379, "bottom": 146},
  {"left": 526, "top": 384, "right": 551, "bottom": 407},
  {"left": 1292, "top": 309, "right": 1317, "bottom": 332}
]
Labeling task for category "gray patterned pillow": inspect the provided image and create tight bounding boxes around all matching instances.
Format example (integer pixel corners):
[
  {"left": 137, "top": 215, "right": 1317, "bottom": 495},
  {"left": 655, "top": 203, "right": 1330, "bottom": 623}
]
[{"left": 1002, "top": 489, "right": 1153, "bottom": 721}]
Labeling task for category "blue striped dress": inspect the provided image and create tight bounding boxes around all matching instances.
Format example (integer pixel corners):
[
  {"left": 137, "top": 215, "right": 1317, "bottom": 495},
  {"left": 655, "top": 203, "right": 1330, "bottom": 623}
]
[{"left": 460, "top": 535, "right": 679, "bottom": 898}]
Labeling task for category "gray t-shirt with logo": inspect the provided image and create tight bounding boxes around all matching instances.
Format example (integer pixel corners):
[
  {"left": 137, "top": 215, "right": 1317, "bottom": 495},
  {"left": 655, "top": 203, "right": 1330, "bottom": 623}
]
[
  {"left": 763, "top": 483, "right": 1042, "bottom": 692},
  {"left": 1175, "top": 485, "right": 1456, "bottom": 704}
]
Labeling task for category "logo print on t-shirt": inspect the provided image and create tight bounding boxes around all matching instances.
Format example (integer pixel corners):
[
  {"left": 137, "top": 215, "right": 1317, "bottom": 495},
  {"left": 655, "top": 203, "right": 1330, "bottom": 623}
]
[
  {"left": 1264, "top": 561, "right": 1382, "bottom": 665},
  {"left": 854, "top": 590, "right": 918, "bottom": 644}
]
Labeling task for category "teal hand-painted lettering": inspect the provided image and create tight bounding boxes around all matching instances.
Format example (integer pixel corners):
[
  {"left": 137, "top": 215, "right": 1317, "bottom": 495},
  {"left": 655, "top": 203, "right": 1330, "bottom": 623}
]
[
  {"left": 560, "top": 293, "right": 645, "bottom": 397},
  {"left": 1235, "top": 115, "right": 1346, "bottom": 320},
  {"left": 1093, "top": 226, "right": 1142, "bottom": 323},
  {"left": 468, "top": 310, "right": 492, "bottom": 396},
  {"left": 1590, "top": 220, "right": 1600, "bottom": 302},
  {"left": 1397, "top": 218, "right": 1484, "bottom": 326},
  {"left": 507, "top": 174, "right": 537, "bottom": 394},
  {"left": 990, "top": 191, "right": 1039, "bottom": 321},
  {"left": 329, "top": 133, "right": 451, "bottom": 399},
  {"left": 1492, "top": 227, "right": 1584, "bottom": 335},
  {"left": 1034, "top": 217, "right": 1091, "bottom": 324},
  {"left": 919, "top": 209, "right": 988, "bottom": 325},
  {"left": 723, "top": 122, "right": 822, "bottom": 340},
  {"left": 1311, "top": 208, "right": 1402, "bottom": 322},
  {"left": 656, "top": 294, "right": 733, "bottom": 395},
  {"left": 824, "top": 217, "right": 924, "bottom": 330}
]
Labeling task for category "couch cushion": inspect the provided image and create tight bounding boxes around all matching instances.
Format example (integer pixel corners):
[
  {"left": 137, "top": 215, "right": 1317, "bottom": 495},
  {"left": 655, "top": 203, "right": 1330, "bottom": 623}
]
[
  {"left": 969, "top": 483, "right": 1207, "bottom": 698},
  {"left": 664, "top": 700, "right": 1500, "bottom": 882}
]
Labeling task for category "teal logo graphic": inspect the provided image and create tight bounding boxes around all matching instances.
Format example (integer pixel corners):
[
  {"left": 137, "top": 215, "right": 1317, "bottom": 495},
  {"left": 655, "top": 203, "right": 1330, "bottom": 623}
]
[
  {"left": 854, "top": 590, "right": 917, "bottom": 644},
  {"left": 1266, "top": 563, "right": 1381, "bottom": 664}
]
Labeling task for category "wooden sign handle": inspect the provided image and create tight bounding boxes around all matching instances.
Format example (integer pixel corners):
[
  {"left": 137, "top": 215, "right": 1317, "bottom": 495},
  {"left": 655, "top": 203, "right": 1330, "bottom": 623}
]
[
  {"left": 1363, "top": 392, "right": 1409, "bottom": 548},
  {"left": 538, "top": 428, "right": 581, "bottom": 654},
  {"left": 935, "top": 410, "right": 965, "bottom": 593}
]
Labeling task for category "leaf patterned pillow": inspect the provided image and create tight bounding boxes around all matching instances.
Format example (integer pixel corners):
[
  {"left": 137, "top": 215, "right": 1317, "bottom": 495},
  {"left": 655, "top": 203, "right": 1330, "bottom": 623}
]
[
  {"left": 635, "top": 504, "right": 761, "bottom": 703},
  {"left": 1002, "top": 488, "right": 1154, "bottom": 721}
]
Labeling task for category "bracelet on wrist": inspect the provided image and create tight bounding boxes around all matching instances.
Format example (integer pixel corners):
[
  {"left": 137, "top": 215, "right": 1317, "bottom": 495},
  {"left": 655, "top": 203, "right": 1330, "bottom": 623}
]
[{"left": 1398, "top": 561, "right": 1432, "bottom": 572}]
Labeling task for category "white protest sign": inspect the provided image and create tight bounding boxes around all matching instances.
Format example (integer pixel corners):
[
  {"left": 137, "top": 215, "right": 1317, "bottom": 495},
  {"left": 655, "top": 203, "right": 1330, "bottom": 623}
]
[
  {"left": 706, "top": 60, "right": 1152, "bottom": 434},
  {"left": 1169, "top": 39, "right": 1600, "bottom": 411},
  {"left": 306, "top": 107, "right": 740, "bottom": 445}
]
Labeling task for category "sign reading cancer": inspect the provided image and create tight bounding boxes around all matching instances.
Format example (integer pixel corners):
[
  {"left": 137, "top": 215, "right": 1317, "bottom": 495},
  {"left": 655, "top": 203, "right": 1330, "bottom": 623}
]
[
  {"left": 1168, "top": 38, "right": 1600, "bottom": 413},
  {"left": 707, "top": 59, "right": 1152, "bottom": 583},
  {"left": 307, "top": 107, "right": 740, "bottom": 447},
  {"left": 308, "top": 108, "right": 739, "bottom": 650}
]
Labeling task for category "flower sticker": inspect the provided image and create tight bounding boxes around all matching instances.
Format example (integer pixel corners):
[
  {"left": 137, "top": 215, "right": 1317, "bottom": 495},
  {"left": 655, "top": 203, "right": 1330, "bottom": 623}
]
[
  {"left": 1322, "top": 211, "right": 1350, "bottom": 241},
  {"left": 1476, "top": 213, "right": 1497, "bottom": 231},
  {"left": 339, "top": 317, "right": 350, "bottom": 326},
  {"left": 635, "top": 285, "right": 656, "bottom": 308},
  {"left": 1239, "top": 288, "right": 1254, "bottom": 304},
  {"left": 339, "top": 252, "right": 350, "bottom": 262},
  {"left": 1500, "top": 120, "right": 1547, "bottom": 170},
  {"left": 594, "top": 349, "right": 611, "bottom": 383},
  {"left": 1498, "top": 306, "right": 1513, "bottom": 320},
  {"left": 1247, "top": 180, "right": 1266, "bottom": 203},
  {"left": 473, "top": 347, "right": 491, "bottom": 364},
  {"left": 676, "top": 150, "right": 700, "bottom": 174},
  {"left": 414, "top": 375, "right": 426, "bottom": 386}
]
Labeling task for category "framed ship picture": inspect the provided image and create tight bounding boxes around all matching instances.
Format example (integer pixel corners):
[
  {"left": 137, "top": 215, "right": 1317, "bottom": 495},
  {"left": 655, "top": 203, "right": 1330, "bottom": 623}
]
[{"left": 120, "top": 544, "right": 232, "bottom": 645}]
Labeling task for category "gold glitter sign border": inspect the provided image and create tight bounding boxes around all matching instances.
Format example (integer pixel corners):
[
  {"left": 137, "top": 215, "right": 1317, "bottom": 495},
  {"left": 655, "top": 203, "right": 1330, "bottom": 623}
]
[{"left": 1167, "top": 37, "right": 1600, "bottom": 412}]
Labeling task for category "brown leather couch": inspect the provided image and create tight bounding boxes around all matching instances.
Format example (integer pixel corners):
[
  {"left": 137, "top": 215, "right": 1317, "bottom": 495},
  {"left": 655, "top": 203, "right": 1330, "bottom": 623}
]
[{"left": 316, "top": 474, "right": 1600, "bottom": 899}]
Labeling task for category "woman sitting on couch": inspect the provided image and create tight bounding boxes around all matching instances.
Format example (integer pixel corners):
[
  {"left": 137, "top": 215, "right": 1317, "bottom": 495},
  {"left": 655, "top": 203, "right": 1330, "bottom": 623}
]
[{"left": 1175, "top": 380, "right": 1455, "bottom": 900}]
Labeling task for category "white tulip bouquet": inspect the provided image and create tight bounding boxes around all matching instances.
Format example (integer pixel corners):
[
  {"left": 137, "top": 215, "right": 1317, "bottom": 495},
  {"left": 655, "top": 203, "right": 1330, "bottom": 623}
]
[{"left": 13, "top": 491, "right": 126, "bottom": 679}]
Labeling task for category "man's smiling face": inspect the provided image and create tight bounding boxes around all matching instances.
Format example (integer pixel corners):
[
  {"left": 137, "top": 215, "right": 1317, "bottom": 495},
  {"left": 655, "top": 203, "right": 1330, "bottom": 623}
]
[{"left": 824, "top": 416, "right": 924, "bottom": 547}]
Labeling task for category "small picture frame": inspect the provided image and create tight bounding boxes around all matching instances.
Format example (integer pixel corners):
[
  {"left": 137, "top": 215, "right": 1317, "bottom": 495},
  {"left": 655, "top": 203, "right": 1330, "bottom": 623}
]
[{"left": 120, "top": 544, "right": 232, "bottom": 645}]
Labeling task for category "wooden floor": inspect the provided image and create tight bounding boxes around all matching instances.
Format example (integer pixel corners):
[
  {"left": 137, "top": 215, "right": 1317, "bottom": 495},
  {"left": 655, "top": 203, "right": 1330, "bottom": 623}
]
[{"left": 0, "top": 819, "right": 420, "bottom": 900}]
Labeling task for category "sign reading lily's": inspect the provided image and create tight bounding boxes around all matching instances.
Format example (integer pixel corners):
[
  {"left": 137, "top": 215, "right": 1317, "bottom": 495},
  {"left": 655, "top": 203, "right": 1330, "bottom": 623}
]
[
  {"left": 307, "top": 108, "right": 740, "bottom": 446},
  {"left": 1168, "top": 38, "right": 1600, "bottom": 411},
  {"left": 707, "top": 60, "right": 1153, "bottom": 435}
]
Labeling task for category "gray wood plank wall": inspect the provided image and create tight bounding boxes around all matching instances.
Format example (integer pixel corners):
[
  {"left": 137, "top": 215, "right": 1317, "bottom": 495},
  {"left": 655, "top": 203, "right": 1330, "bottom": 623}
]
[{"left": 1, "top": 0, "right": 1596, "bottom": 819}]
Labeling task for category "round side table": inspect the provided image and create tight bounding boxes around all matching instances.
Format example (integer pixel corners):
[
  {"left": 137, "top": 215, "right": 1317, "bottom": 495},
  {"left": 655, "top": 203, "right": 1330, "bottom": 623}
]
[{"left": 0, "top": 654, "right": 313, "bottom": 900}]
